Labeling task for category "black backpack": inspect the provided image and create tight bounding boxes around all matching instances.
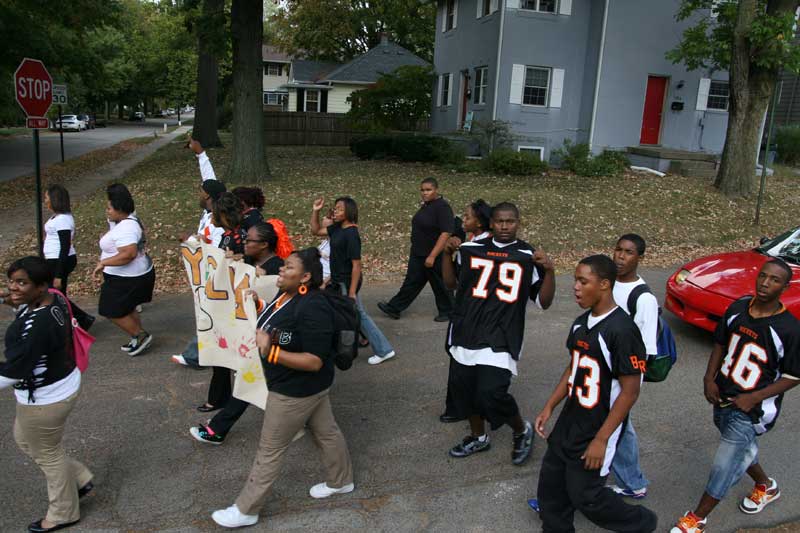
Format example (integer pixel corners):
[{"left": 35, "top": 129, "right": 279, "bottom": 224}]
[
  {"left": 626, "top": 284, "right": 678, "bottom": 382},
  {"left": 323, "top": 283, "right": 361, "bottom": 370}
]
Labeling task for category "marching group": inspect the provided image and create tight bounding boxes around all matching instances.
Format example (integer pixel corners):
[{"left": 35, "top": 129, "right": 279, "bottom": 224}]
[{"left": 1, "top": 137, "right": 799, "bottom": 533}]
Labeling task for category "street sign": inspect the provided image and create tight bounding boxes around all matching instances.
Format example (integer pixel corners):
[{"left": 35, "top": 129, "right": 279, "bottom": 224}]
[
  {"left": 52, "top": 84, "right": 68, "bottom": 105},
  {"left": 14, "top": 58, "right": 53, "bottom": 120},
  {"left": 26, "top": 117, "right": 49, "bottom": 129}
]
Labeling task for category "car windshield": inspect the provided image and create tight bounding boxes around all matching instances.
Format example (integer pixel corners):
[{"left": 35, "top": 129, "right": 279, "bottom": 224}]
[
  {"left": 758, "top": 227, "right": 800, "bottom": 264},
  {"left": 62, "top": 115, "right": 77, "bottom": 120}
]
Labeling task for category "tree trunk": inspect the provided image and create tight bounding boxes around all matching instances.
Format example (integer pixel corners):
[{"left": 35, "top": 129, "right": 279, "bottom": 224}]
[
  {"left": 714, "top": 0, "right": 781, "bottom": 198},
  {"left": 194, "top": 0, "right": 224, "bottom": 148},
  {"left": 230, "top": 0, "right": 270, "bottom": 182}
]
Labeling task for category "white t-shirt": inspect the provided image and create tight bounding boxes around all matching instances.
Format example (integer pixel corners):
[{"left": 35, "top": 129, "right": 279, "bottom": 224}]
[
  {"left": 197, "top": 210, "right": 224, "bottom": 248},
  {"left": 15, "top": 367, "right": 81, "bottom": 406},
  {"left": 613, "top": 277, "right": 659, "bottom": 355},
  {"left": 43, "top": 213, "right": 76, "bottom": 259},
  {"left": 99, "top": 217, "right": 153, "bottom": 277},
  {"left": 318, "top": 239, "right": 331, "bottom": 279}
]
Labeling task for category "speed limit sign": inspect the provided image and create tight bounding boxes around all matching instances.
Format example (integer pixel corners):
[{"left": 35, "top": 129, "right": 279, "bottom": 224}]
[{"left": 52, "top": 84, "right": 68, "bottom": 105}]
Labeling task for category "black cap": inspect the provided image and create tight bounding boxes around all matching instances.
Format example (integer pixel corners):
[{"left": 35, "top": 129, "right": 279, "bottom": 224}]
[{"left": 202, "top": 180, "right": 226, "bottom": 201}]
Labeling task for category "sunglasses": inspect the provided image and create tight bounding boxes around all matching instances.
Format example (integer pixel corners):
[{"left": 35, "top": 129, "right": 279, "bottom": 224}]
[{"left": 245, "top": 239, "right": 266, "bottom": 244}]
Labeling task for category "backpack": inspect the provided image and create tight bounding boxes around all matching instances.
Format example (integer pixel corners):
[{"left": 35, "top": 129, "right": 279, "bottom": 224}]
[
  {"left": 627, "top": 284, "right": 677, "bottom": 383},
  {"left": 323, "top": 283, "right": 361, "bottom": 371}
]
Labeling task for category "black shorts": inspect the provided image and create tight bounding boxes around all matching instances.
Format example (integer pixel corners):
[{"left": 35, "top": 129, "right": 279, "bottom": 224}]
[
  {"left": 98, "top": 268, "right": 155, "bottom": 318},
  {"left": 447, "top": 359, "right": 520, "bottom": 430}
]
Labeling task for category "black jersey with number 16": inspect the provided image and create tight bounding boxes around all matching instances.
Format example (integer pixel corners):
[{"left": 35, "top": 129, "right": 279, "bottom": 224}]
[{"left": 448, "top": 238, "right": 545, "bottom": 360}]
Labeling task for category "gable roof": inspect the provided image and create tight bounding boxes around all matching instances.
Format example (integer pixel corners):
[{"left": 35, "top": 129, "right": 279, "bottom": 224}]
[
  {"left": 262, "top": 45, "right": 292, "bottom": 63},
  {"left": 320, "top": 38, "right": 429, "bottom": 84},
  {"left": 291, "top": 60, "right": 342, "bottom": 83}
]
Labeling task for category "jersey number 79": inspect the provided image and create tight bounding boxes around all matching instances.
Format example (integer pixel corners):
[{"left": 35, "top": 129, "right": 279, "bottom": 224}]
[{"left": 470, "top": 257, "right": 523, "bottom": 303}]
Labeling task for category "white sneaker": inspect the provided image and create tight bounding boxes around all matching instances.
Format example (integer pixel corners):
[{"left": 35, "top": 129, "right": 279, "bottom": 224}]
[
  {"left": 171, "top": 354, "right": 188, "bottom": 366},
  {"left": 740, "top": 477, "right": 780, "bottom": 514},
  {"left": 309, "top": 482, "right": 354, "bottom": 499},
  {"left": 670, "top": 511, "right": 706, "bottom": 533},
  {"left": 608, "top": 484, "right": 648, "bottom": 499},
  {"left": 211, "top": 504, "right": 258, "bottom": 528},
  {"left": 368, "top": 351, "right": 396, "bottom": 365}
]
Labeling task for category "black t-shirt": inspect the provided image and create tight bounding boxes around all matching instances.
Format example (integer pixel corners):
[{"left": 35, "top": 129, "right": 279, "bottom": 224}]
[
  {"left": 259, "top": 255, "right": 284, "bottom": 275},
  {"left": 410, "top": 196, "right": 454, "bottom": 257},
  {"left": 549, "top": 308, "right": 646, "bottom": 474},
  {"left": 447, "top": 238, "right": 545, "bottom": 360},
  {"left": 242, "top": 208, "right": 264, "bottom": 231},
  {"left": 256, "top": 291, "right": 335, "bottom": 397},
  {"left": 713, "top": 296, "right": 800, "bottom": 434},
  {"left": 327, "top": 223, "right": 361, "bottom": 287}
]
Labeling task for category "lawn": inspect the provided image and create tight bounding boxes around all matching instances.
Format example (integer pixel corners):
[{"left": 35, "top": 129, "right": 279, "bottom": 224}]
[{"left": 3, "top": 132, "right": 798, "bottom": 296}]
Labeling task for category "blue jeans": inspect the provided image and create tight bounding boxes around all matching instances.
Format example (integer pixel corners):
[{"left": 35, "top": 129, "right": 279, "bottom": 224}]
[
  {"left": 355, "top": 296, "right": 394, "bottom": 357},
  {"left": 705, "top": 406, "right": 759, "bottom": 500},
  {"left": 610, "top": 418, "right": 649, "bottom": 491},
  {"left": 181, "top": 337, "right": 200, "bottom": 367}
]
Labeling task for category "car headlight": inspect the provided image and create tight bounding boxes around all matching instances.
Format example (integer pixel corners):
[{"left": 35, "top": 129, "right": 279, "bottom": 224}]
[{"left": 675, "top": 269, "right": 691, "bottom": 284}]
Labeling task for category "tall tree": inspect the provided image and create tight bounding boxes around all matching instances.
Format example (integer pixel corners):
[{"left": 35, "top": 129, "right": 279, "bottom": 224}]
[
  {"left": 190, "top": 0, "right": 226, "bottom": 147},
  {"left": 668, "top": 0, "right": 800, "bottom": 198},
  {"left": 229, "top": 0, "right": 269, "bottom": 182}
]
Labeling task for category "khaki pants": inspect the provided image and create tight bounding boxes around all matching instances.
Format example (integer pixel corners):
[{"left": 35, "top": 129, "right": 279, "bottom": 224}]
[
  {"left": 14, "top": 389, "right": 93, "bottom": 524},
  {"left": 236, "top": 388, "right": 353, "bottom": 515}
]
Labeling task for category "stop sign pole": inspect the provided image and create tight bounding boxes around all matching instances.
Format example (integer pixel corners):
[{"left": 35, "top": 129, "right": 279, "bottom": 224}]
[{"left": 14, "top": 58, "right": 53, "bottom": 256}]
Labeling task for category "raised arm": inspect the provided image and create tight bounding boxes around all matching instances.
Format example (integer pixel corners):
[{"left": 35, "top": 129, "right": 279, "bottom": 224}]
[
  {"left": 190, "top": 139, "right": 217, "bottom": 182},
  {"left": 310, "top": 198, "right": 328, "bottom": 237}
]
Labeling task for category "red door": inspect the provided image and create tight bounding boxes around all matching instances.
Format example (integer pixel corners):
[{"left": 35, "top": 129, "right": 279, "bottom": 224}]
[{"left": 640, "top": 76, "right": 668, "bottom": 145}]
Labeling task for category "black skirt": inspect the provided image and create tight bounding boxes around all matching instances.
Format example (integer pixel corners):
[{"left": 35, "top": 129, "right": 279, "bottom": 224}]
[{"left": 98, "top": 268, "right": 156, "bottom": 318}]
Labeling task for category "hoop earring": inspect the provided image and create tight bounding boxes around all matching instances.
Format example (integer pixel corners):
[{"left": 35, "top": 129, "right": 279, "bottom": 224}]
[{"left": 298, "top": 284, "right": 308, "bottom": 295}]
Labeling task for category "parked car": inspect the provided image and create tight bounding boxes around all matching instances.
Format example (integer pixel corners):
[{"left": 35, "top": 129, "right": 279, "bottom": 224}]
[
  {"left": 665, "top": 226, "right": 800, "bottom": 332},
  {"left": 51, "top": 115, "right": 84, "bottom": 131},
  {"left": 166, "top": 107, "right": 175, "bottom": 115},
  {"left": 158, "top": 109, "right": 170, "bottom": 118},
  {"left": 130, "top": 111, "right": 145, "bottom": 121},
  {"left": 77, "top": 113, "right": 96, "bottom": 129}
]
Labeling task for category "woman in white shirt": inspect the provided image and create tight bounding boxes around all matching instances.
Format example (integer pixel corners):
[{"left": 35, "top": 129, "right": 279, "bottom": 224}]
[
  {"left": 93, "top": 184, "right": 155, "bottom": 357},
  {"left": 43, "top": 185, "right": 95, "bottom": 330},
  {"left": 0, "top": 256, "right": 93, "bottom": 533}
]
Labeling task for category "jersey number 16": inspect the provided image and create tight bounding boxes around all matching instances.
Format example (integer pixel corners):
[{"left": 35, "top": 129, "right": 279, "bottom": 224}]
[{"left": 470, "top": 257, "right": 523, "bottom": 303}]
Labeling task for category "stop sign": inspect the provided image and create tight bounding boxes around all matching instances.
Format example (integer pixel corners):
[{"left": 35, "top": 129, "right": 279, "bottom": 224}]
[{"left": 14, "top": 58, "right": 53, "bottom": 118}]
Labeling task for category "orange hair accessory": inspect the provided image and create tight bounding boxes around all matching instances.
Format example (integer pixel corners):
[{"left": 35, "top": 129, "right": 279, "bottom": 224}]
[{"left": 267, "top": 218, "right": 294, "bottom": 259}]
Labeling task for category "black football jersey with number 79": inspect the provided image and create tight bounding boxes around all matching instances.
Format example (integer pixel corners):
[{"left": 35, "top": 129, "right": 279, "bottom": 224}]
[
  {"left": 549, "top": 307, "right": 646, "bottom": 475},
  {"left": 448, "top": 237, "right": 545, "bottom": 361}
]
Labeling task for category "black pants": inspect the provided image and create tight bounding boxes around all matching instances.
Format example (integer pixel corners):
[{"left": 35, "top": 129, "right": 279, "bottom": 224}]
[
  {"left": 386, "top": 254, "right": 453, "bottom": 316},
  {"left": 208, "top": 366, "right": 232, "bottom": 407},
  {"left": 46, "top": 256, "right": 93, "bottom": 329},
  {"left": 442, "top": 355, "right": 459, "bottom": 417},
  {"left": 447, "top": 360, "right": 519, "bottom": 431},
  {"left": 209, "top": 397, "right": 249, "bottom": 436},
  {"left": 537, "top": 445, "right": 658, "bottom": 533}
]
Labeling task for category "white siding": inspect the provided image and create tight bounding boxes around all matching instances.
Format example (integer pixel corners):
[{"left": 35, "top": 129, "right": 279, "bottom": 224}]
[
  {"left": 696, "top": 78, "right": 711, "bottom": 111},
  {"left": 328, "top": 85, "right": 358, "bottom": 114},
  {"left": 507, "top": 0, "right": 520, "bottom": 8},
  {"left": 263, "top": 74, "right": 288, "bottom": 91},
  {"left": 287, "top": 89, "right": 297, "bottom": 112}
]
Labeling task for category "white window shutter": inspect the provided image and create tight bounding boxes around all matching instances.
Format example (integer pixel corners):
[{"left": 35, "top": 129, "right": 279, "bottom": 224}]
[
  {"left": 441, "top": 3, "right": 447, "bottom": 31},
  {"left": 477, "top": 0, "right": 482, "bottom": 18},
  {"left": 696, "top": 78, "right": 711, "bottom": 111},
  {"left": 559, "top": 0, "right": 572, "bottom": 15},
  {"left": 491, "top": 0, "right": 499, "bottom": 13},
  {"left": 453, "top": 0, "right": 458, "bottom": 28},
  {"left": 447, "top": 73, "right": 454, "bottom": 106},
  {"left": 550, "top": 68, "right": 565, "bottom": 108},
  {"left": 510, "top": 64, "right": 525, "bottom": 105},
  {"left": 507, "top": 0, "right": 520, "bottom": 8},
  {"left": 437, "top": 75, "right": 443, "bottom": 107}
]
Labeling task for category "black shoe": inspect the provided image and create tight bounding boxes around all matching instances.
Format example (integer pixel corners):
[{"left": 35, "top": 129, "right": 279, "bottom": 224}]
[
  {"left": 449, "top": 435, "right": 491, "bottom": 458},
  {"left": 439, "top": 413, "right": 463, "bottom": 423},
  {"left": 197, "top": 403, "right": 222, "bottom": 413},
  {"left": 78, "top": 481, "right": 94, "bottom": 498},
  {"left": 434, "top": 314, "right": 451, "bottom": 322},
  {"left": 377, "top": 302, "right": 400, "bottom": 319},
  {"left": 128, "top": 331, "right": 153, "bottom": 357},
  {"left": 78, "top": 315, "right": 96, "bottom": 331},
  {"left": 28, "top": 519, "right": 79, "bottom": 532},
  {"left": 511, "top": 421, "right": 534, "bottom": 466}
]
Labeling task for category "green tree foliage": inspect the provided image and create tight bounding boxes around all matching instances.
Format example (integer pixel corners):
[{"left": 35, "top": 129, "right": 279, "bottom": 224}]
[
  {"left": 347, "top": 65, "right": 434, "bottom": 132},
  {"left": 271, "top": 0, "right": 436, "bottom": 62}
]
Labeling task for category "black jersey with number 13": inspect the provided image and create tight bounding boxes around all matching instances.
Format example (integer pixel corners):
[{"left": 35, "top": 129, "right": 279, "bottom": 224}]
[{"left": 448, "top": 238, "right": 545, "bottom": 360}]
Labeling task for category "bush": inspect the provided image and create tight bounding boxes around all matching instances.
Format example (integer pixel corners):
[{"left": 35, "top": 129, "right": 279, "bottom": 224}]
[
  {"left": 482, "top": 148, "right": 548, "bottom": 176},
  {"left": 775, "top": 125, "right": 800, "bottom": 166},
  {"left": 552, "top": 140, "right": 628, "bottom": 177},
  {"left": 349, "top": 134, "right": 465, "bottom": 165}
]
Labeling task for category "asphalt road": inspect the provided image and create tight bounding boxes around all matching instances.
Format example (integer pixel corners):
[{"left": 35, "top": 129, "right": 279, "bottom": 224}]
[
  {"left": 1, "top": 269, "right": 799, "bottom": 532},
  {"left": 0, "top": 115, "right": 192, "bottom": 183}
]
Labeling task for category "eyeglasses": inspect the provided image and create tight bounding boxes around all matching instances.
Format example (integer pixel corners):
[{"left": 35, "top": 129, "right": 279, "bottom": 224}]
[{"left": 245, "top": 239, "right": 265, "bottom": 244}]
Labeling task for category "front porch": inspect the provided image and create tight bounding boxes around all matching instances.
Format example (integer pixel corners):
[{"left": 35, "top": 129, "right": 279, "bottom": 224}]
[{"left": 627, "top": 146, "right": 719, "bottom": 179}]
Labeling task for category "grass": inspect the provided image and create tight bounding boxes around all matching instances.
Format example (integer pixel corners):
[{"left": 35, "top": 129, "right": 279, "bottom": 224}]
[
  {"left": 0, "top": 127, "right": 28, "bottom": 137},
  {"left": 3, "top": 132, "right": 799, "bottom": 296}
]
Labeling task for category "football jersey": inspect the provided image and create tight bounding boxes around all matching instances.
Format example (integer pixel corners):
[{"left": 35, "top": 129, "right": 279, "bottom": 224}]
[
  {"left": 549, "top": 307, "right": 646, "bottom": 476},
  {"left": 447, "top": 238, "right": 545, "bottom": 360},
  {"left": 713, "top": 296, "right": 800, "bottom": 434}
]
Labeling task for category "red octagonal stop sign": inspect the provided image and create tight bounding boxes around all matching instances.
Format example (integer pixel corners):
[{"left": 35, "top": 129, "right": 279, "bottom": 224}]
[{"left": 14, "top": 58, "right": 53, "bottom": 118}]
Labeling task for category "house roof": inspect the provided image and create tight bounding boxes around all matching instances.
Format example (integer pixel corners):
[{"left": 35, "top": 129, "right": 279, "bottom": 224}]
[
  {"left": 321, "top": 37, "right": 429, "bottom": 84},
  {"left": 262, "top": 45, "right": 292, "bottom": 63},
  {"left": 291, "top": 60, "right": 341, "bottom": 83}
]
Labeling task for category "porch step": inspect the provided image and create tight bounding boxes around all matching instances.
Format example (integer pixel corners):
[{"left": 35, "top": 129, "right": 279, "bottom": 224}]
[
  {"left": 628, "top": 146, "right": 717, "bottom": 162},
  {"left": 668, "top": 159, "right": 718, "bottom": 178}
]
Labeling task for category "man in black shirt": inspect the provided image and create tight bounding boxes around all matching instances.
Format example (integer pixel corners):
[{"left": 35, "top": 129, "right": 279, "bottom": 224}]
[
  {"left": 535, "top": 255, "right": 657, "bottom": 533},
  {"left": 669, "top": 259, "right": 800, "bottom": 533},
  {"left": 378, "top": 177, "right": 455, "bottom": 322}
]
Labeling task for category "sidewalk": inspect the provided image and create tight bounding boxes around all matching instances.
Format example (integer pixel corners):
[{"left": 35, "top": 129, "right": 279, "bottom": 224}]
[{"left": 0, "top": 126, "right": 191, "bottom": 259}]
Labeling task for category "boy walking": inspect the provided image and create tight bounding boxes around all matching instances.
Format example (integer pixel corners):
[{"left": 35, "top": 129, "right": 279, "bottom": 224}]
[
  {"left": 535, "top": 255, "right": 657, "bottom": 532},
  {"left": 441, "top": 202, "right": 555, "bottom": 465},
  {"left": 670, "top": 259, "right": 800, "bottom": 533}
]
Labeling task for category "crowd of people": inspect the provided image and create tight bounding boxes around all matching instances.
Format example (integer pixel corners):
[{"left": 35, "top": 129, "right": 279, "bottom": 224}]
[{"left": 1, "top": 136, "right": 798, "bottom": 533}]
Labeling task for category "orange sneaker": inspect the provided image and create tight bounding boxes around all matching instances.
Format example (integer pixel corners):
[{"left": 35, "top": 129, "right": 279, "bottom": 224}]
[
  {"left": 740, "top": 478, "right": 780, "bottom": 514},
  {"left": 670, "top": 511, "right": 707, "bottom": 533}
]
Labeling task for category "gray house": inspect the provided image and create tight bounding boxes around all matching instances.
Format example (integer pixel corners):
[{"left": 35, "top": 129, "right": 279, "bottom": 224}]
[{"left": 432, "top": 0, "right": 731, "bottom": 170}]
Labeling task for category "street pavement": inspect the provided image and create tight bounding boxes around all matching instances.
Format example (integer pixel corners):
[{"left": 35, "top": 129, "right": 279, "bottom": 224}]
[
  {"left": 0, "top": 115, "right": 192, "bottom": 182},
  {"left": 1, "top": 269, "right": 799, "bottom": 532}
]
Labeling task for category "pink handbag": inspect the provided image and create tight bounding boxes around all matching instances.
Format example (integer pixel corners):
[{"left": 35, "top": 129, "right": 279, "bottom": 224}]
[{"left": 49, "top": 288, "right": 95, "bottom": 372}]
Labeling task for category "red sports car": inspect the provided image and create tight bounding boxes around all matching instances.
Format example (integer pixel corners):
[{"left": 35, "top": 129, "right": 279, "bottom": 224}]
[{"left": 665, "top": 226, "right": 800, "bottom": 332}]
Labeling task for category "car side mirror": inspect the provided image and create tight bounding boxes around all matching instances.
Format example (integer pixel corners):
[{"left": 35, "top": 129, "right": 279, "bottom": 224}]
[{"left": 759, "top": 236, "right": 769, "bottom": 245}]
